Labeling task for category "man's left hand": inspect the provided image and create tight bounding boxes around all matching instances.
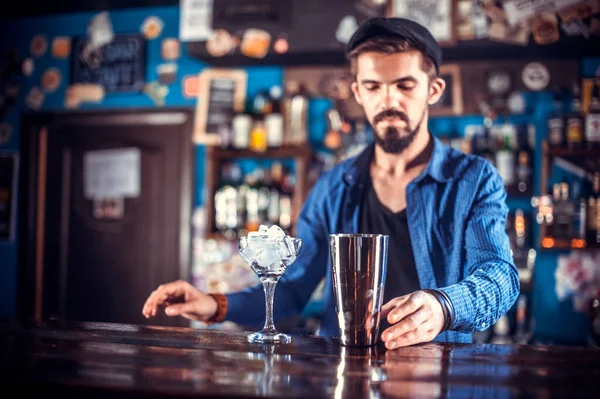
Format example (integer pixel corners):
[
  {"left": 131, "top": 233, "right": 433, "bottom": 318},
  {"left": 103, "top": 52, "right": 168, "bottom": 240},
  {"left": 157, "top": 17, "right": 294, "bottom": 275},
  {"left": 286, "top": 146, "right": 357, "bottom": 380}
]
[{"left": 380, "top": 290, "right": 445, "bottom": 349}]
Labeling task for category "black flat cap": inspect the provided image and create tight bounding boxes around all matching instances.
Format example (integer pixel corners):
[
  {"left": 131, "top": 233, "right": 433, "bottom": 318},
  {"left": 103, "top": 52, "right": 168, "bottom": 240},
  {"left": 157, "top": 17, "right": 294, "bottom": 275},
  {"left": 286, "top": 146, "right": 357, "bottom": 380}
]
[{"left": 346, "top": 17, "right": 442, "bottom": 73}]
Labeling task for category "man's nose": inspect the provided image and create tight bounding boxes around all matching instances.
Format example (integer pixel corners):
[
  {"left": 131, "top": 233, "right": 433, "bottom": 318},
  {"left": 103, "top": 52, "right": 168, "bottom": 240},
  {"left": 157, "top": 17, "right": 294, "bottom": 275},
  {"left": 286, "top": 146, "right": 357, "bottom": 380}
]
[{"left": 380, "top": 86, "right": 401, "bottom": 110}]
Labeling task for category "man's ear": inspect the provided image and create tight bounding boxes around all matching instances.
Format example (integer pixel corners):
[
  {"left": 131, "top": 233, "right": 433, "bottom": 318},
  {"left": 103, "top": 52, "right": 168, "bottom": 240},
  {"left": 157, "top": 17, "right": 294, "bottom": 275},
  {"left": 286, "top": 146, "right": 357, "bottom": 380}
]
[
  {"left": 427, "top": 76, "right": 446, "bottom": 106},
  {"left": 351, "top": 81, "right": 363, "bottom": 106}
]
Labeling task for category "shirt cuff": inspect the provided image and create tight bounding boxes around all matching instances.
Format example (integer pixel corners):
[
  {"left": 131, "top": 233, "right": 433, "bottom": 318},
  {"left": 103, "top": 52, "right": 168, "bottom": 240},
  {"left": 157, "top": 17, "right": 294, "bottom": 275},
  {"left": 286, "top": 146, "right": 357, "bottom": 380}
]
[
  {"left": 439, "top": 284, "right": 473, "bottom": 331},
  {"left": 423, "top": 289, "right": 455, "bottom": 332}
]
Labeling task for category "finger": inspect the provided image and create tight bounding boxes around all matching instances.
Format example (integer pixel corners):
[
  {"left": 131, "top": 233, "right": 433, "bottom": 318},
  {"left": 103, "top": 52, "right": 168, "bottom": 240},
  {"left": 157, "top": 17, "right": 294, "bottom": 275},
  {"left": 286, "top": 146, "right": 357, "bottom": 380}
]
[
  {"left": 381, "top": 308, "right": 428, "bottom": 342},
  {"left": 387, "top": 326, "right": 434, "bottom": 349},
  {"left": 387, "top": 292, "right": 426, "bottom": 325},
  {"left": 143, "top": 290, "right": 164, "bottom": 318},
  {"left": 381, "top": 296, "right": 408, "bottom": 320},
  {"left": 143, "top": 281, "right": 188, "bottom": 318},
  {"left": 165, "top": 302, "right": 198, "bottom": 320}
]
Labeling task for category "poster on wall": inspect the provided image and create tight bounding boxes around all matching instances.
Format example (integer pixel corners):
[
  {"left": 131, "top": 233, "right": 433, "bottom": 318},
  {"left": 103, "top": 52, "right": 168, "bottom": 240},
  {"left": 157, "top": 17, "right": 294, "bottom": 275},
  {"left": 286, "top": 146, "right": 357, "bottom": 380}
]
[
  {"left": 84, "top": 147, "right": 141, "bottom": 200},
  {"left": 503, "top": 0, "right": 582, "bottom": 26},
  {"left": 180, "top": 0, "right": 214, "bottom": 42},
  {"left": 0, "top": 153, "right": 18, "bottom": 242},
  {"left": 389, "top": 0, "right": 456, "bottom": 45},
  {"left": 71, "top": 34, "right": 147, "bottom": 93}
]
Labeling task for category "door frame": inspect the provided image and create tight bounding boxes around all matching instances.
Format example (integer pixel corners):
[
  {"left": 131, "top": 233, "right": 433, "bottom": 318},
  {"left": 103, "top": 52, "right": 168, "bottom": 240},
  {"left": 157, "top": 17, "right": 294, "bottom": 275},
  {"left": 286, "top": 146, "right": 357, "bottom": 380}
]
[{"left": 17, "top": 107, "right": 196, "bottom": 324}]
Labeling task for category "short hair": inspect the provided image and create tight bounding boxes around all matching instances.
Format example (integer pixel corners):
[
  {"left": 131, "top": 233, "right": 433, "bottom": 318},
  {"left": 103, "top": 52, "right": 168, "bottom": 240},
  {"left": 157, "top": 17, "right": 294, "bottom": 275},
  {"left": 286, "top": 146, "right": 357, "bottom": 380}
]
[{"left": 347, "top": 36, "right": 438, "bottom": 81}]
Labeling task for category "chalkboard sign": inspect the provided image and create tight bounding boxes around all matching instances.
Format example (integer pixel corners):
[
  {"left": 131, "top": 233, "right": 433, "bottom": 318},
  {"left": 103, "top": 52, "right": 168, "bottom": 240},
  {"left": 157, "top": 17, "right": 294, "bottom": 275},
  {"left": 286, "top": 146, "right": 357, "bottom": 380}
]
[
  {"left": 71, "top": 34, "right": 146, "bottom": 93},
  {"left": 205, "top": 78, "right": 236, "bottom": 134},
  {"left": 0, "top": 153, "right": 18, "bottom": 242},
  {"left": 194, "top": 68, "right": 247, "bottom": 145}
]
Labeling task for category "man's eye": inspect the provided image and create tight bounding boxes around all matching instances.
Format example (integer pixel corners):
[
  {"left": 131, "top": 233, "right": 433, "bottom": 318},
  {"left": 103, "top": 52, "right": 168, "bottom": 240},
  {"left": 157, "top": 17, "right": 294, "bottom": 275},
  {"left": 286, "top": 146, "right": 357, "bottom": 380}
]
[
  {"left": 398, "top": 84, "right": 415, "bottom": 91},
  {"left": 365, "top": 85, "right": 379, "bottom": 91}
]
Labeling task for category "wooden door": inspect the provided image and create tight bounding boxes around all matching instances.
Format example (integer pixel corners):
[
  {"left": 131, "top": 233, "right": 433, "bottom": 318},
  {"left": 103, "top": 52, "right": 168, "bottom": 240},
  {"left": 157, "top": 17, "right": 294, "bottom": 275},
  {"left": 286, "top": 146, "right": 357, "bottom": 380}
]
[{"left": 18, "top": 109, "right": 194, "bottom": 327}]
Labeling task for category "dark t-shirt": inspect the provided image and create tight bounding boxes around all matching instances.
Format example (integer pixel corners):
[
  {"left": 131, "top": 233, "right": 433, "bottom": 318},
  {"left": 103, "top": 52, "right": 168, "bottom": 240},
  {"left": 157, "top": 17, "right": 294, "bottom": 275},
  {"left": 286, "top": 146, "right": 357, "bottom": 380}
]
[{"left": 360, "top": 179, "right": 420, "bottom": 331}]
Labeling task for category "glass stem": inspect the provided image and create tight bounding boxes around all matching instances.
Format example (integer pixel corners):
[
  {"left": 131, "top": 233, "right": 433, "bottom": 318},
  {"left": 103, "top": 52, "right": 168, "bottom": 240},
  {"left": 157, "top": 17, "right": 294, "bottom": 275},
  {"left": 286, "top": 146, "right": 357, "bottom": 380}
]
[{"left": 261, "top": 277, "right": 279, "bottom": 334}]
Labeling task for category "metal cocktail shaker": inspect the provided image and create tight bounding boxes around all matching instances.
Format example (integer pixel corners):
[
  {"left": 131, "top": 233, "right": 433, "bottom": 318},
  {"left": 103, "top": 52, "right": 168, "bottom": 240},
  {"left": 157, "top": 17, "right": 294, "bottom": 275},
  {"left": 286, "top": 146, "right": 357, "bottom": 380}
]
[{"left": 330, "top": 234, "right": 389, "bottom": 346}]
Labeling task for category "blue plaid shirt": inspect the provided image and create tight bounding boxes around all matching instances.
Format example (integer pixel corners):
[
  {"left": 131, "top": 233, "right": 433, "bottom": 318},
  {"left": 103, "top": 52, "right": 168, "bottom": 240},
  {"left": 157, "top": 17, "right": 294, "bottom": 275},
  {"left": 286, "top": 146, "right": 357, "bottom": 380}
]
[{"left": 226, "top": 136, "right": 520, "bottom": 343}]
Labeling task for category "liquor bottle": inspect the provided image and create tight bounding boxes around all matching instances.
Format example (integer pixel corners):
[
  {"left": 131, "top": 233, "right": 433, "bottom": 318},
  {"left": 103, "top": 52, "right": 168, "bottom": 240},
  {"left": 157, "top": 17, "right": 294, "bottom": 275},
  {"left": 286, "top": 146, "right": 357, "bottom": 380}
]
[
  {"left": 495, "top": 129, "right": 515, "bottom": 187},
  {"left": 585, "top": 83, "right": 600, "bottom": 148},
  {"left": 480, "top": 117, "right": 496, "bottom": 166},
  {"left": 516, "top": 151, "right": 532, "bottom": 195},
  {"left": 547, "top": 86, "right": 565, "bottom": 148},
  {"left": 542, "top": 183, "right": 561, "bottom": 248},
  {"left": 249, "top": 119, "right": 268, "bottom": 152},
  {"left": 490, "top": 315, "right": 512, "bottom": 344},
  {"left": 553, "top": 182, "right": 574, "bottom": 246},
  {"left": 279, "top": 168, "right": 295, "bottom": 234},
  {"left": 284, "top": 81, "right": 309, "bottom": 145},
  {"left": 571, "top": 180, "right": 587, "bottom": 248},
  {"left": 513, "top": 294, "right": 530, "bottom": 345},
  {"left": 515, "top": 124, "right": 533, "bottom": 194},
  {"left": 514, "top": 208, "right": 527, "bottom": 249},
  {"left": 265, "top": 85, "right": 284, "bottom": 148},
  {"left": 587, "top": 173, "right": 600, "bottom": 247},
  {"left": 566, "top": 81, "right": 585, "bottom": 149}
]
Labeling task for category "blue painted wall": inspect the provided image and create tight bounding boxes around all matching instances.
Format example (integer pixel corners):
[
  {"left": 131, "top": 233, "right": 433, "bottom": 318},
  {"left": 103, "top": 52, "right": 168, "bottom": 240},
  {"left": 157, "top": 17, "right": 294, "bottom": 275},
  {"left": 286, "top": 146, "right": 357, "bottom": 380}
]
[{"left": 0, "top": 6, "right": 598, "bottom": 344}]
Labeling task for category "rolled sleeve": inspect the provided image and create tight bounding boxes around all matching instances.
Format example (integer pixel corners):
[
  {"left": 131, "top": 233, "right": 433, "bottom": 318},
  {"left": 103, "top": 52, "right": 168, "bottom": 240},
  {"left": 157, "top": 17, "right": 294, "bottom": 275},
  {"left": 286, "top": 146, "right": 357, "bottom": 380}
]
[{"left": 440, "top": 163, "right": 520, "bottom": 332}]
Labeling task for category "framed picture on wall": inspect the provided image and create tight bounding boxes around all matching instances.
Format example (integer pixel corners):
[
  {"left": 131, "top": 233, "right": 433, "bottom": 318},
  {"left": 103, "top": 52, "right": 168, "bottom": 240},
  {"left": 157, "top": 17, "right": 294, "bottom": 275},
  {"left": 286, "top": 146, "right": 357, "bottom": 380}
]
[
  {"left": 430, "top": 64, "right": 463, "bottom": 116},
  {"left": 194, "top": 68, "right": 248, "bottom": 145},
  {"left": 388, "top": 0, "right": 456, "bottom": 46},
  {"left": 0, "top": 152, "right": 18, "bottom": 242}
]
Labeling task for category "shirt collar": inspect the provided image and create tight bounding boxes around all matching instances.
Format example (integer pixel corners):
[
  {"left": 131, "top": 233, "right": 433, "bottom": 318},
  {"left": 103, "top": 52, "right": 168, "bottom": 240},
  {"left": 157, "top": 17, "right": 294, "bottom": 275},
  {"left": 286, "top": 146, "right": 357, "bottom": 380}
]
[{"left": 343, "top": 134, "right": 453, "bottom": 186}]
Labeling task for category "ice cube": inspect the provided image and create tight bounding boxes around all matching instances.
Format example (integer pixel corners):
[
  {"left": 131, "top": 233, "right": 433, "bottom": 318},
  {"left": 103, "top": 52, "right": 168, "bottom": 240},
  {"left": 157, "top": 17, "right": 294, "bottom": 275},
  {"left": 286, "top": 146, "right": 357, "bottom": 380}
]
[
  {"left": 248, "top": 231, "right": 268, "bottom": 241},
  {"left": 277, "top": 237, "right": 297, "bottom": 266},
  {"left": 267, "top": 225, "right": 286, "bottom": 241},
  {"left": 239, "top": 245, "right": 256, "bottom": 264},
  {"left": 258, "top": 225, "right": 269, "bottom": 234},
  {"left": 255, "top": 246, "right": 281, "bottom": 268}
]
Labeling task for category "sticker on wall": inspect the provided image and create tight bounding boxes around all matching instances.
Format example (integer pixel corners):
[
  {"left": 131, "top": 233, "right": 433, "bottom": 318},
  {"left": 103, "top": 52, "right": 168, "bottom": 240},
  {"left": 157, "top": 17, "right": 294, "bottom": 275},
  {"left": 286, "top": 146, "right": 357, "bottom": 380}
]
[
  {"left": 93, "top": 198, "right": 124, "bottom": 220},
  {"left": 144, "top": 81, "right": 169, "bottom": 106},
  {"left": 206, "top": 29, "right": 235, "bottom": 57},
  {"left": 41, "top": 68, "right": 62, "bottom": 93},
  {"left": 141, "top": 16, "right": 164, "bottom": 40},
  {"left": 51, "top": 37, "right": 71, "bottom": 59},
  {"left": 507, "top": 92, "right": 526, "bottom": 114},
  {"left": 88, "top": 11, "right": 114, "bottom": 49},
  {"left": 522, "top": 62, "right": 550, "bottom": 91},
  {"left": 0, "top": 123, "right": 12, "bottom": 145},
  {"left": 182, "top": 75, "right": 200, "bottom": 99},
  {"left": 157, "top": 63, "right": 178, "bottom": 85},
  {"left": 26, "top": 87, "right": 45, "bottom": 110},
  {"left": 65, "top": 83, "right": 105, "bottom": 109},
  {"left": 161, "top": 38, "right": 181, "bottom": 61},
  {"left": 531, "top": 13, "right": 560, "bottom": 45},
  {"left": 22, "top": 58, "right": 34, "bottom": 76},
  {"left": 273, "top": 34, "right": 289, "bottom": 54},
  {"left": 240, "top": 29, "right": 271, "bottom": 59},
  {"left": 561, "top": 19, "right": 590, "bottom": 38},
  {"left": 30, "top": 35, "right": 48, "bottom": 57},
  {"left": 336, "top": 15, "right": 358, "bottom": 44}
]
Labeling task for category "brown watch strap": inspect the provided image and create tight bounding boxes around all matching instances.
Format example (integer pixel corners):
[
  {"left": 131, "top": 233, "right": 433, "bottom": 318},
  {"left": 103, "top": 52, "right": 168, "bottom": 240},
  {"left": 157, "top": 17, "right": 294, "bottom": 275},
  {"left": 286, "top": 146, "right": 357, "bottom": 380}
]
[{"left": 205, "top": 293, "right": 228, "bottom": 324}]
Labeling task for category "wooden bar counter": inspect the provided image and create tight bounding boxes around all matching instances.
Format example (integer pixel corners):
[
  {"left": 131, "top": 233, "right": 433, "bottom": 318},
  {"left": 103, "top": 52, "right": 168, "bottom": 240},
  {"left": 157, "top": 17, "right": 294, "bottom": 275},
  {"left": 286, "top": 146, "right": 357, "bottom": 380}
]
[{"left": 1, "top": 319, "right": 599, "bottom": 398}]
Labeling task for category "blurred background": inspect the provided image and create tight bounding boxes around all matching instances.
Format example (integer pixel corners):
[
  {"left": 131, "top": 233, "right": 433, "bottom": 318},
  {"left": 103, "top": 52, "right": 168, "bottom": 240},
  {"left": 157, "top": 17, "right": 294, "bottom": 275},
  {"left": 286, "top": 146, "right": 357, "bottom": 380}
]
[{"left": 1, "top": 0, "right": 600, "bottom": 347}]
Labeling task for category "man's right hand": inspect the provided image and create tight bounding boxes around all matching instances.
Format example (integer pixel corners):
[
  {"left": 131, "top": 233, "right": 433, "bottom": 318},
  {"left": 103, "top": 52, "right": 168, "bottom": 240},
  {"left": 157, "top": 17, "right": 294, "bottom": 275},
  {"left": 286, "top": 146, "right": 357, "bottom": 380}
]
[{"left": 141, "top": 280, "right": 218, "bottom": 322}]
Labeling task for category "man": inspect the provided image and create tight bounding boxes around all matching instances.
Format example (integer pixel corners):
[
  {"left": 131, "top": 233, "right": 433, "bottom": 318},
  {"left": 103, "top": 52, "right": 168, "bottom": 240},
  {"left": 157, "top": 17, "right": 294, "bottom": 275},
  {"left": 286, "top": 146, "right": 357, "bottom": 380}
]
[{"left": 142, "top": 17, "right": 519, "bottom": 349}]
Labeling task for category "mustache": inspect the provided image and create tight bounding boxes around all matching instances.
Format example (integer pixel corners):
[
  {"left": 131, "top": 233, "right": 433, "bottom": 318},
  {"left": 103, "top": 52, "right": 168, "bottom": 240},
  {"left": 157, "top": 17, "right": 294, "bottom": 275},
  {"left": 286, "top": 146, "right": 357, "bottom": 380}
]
[{"left": 373, "top": 109, "right": 409, "bottom": 125}]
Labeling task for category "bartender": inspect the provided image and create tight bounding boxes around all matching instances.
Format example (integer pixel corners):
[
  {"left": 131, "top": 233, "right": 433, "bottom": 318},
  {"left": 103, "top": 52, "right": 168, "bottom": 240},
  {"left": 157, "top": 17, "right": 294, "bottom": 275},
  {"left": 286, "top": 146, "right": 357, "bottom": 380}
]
[{"left": 142, "top": 17, "right": 519, "bottom": 349}]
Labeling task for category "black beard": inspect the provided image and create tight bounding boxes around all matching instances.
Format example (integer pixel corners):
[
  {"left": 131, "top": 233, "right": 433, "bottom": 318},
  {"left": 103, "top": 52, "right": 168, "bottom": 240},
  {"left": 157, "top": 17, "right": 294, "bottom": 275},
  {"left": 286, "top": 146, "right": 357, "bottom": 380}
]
[{"left": 373, "top": 109, "right": 425, "bottom": 154}]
